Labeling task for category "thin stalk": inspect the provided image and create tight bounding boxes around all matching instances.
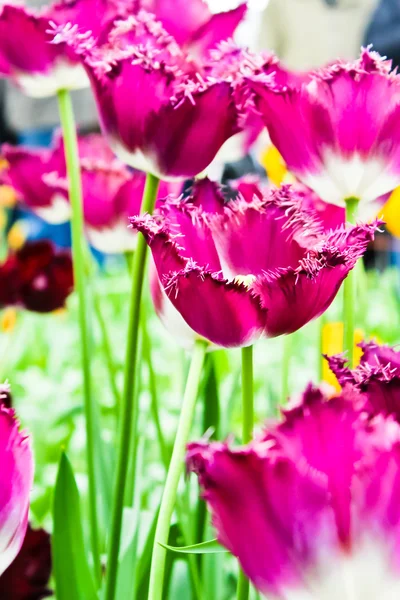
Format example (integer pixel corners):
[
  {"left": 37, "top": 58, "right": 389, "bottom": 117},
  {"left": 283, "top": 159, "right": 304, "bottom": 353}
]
[
  {"left": 237, "top": 345, "right": 254, "bottom": 600},
  {"left": 148, "top": 339, "right": 208, "bottom": 600},
  {"left": 141, "top": 316, "right": 202, "bottom": 598},
  {"left": 93, "top": 289, "right": 121, "bottom": 412},
  {"left": 343, "top": 196, "right": 359, "bottom": 367},
  {"left": 318, "top": 313, "right": 326, "bottom": 383},
  {"left": 141, "top": 315, "right": 169, "bottom": 468},
  {"left": 57, "top": 88, "right": 100, "bottom": 582},
  {"left": 281, "top": 334, "right": 292, "bottom": 405},
  {"left": 104, "top": 173, "right": 160, "bottom": 600},
  {"left": 241, "top": 346, "right": 254, "bottom": 444}
]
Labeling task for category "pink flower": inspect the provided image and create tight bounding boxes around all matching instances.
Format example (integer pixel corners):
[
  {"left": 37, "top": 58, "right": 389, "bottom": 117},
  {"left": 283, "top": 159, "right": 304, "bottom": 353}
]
[
  {"left": 2, "top": 139, "right": 69, "bottom": 225},
  {"left": 53, "top": 12, "right": 242, "bottom": 179},
  {"left": 247, "top": 48, "right": 400, "bottom": 210},
  {"left": 0, "top": 4, "right": 86, "bottom": 97},
  {"left": 0, "top": 0, "right": 133, "bottom": 96},
  {"left": 131, "top": 179, "right": 378, "bottom": 347},
  {"left": 187, "top": 385, "right": 400, "bottom": 599},
  {"left": 327, "top": 341, "right": 400, "bottom": 422},
  {"left": 0, "top": 241, "right": 74, "bottom": 313},
  {"left": 2, "top": 133, "right": 176, "bottom": 252},
  {"left": 0, "top": 401, "right": 33, "bottom": 577},
  {"left": 137, "top": 0, "right": 247, "bottom": 62}
]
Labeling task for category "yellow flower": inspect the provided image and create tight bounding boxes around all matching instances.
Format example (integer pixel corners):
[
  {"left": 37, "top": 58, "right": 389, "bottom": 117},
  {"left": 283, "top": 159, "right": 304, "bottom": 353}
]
[
  {"left": 1, "top": 308, "right": 17, "bottom": 333},
  {"left": 0, "top": 185, "right": 17, "bottom": 209},
  {"left": 382, "top": 187, "right": 400, "bottom": 238},
  {"left": 7, "top": 222, "right": 26, "bottom": 250},
  {"left": 0, "top": 208, "right": 6, "bottom": 230},
  {"left": 260, "top": 145, "right": 288, "bottom": 186},
  {"left": 322, "top": 322, "right": 364, "bottom": 391}
]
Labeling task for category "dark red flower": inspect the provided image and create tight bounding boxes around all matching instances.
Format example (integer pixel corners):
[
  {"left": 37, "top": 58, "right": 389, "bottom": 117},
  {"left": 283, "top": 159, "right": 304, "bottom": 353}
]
[
  {"left": 0, "top": 241, "right": 74, "bottom": 313},
  {"left": 0, "top": 524, "right": 51, "bottom": 600}
]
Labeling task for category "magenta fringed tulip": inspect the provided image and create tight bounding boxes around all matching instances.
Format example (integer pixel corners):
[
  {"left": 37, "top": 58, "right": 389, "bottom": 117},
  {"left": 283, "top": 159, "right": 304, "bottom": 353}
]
[
  {"left": 54, "top": 12, "right": 241, "bottom": 179},
  {"left": 327, "top": 341, "right": 400, "bottom": 421},
  {"left": 2, "top": 133, "right": 177, "bottom": 252},
  {"left": 0, "top": 0, "right": 134, "bottom": 97},
  {"left": 131, "top": 179, "right": 378, "bottom": 347},
  {"left": 187, "top": 385, "right": 400, "bottom": 599},
  {"left": 1, "top": 141, "right": 69, "bottom": 224},
  {"left": 247, "top": 48, "right": 400, "bottom": 209},
  {"left": 0, "top": 403, "right": 33, "bottom": 577},
  {"left": 0, "top": 240, "right": 73, "bottom": 313},
  {"left": 0, "top": 4, "right": 88, "bottom": 97},
  {"left": 137, "top": 0, "right": 246, "bottom": 62}
]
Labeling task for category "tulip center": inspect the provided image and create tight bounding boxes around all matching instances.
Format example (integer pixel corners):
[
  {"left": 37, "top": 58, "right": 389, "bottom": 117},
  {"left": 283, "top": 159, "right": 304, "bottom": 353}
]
[{"left": 233, "top": 274, "right": 256, "bottom": 288}]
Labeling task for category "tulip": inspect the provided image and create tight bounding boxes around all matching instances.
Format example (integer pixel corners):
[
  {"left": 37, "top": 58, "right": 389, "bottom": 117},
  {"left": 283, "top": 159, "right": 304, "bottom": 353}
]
[
  {"left": 188, "top": 384, "right": 400, "bottom": 599},
  {"left": 246, "top": 48, "right": 400, "bottom": 211},
  {"left": 131, "top": 179, "right": 379, "bottom": 347},
  {"left": 0, "top": 401, "right": 33, "bottom": 577},
  {"left": 138, "top": 0, "right": 246, "bottom": 62},
  {"left": 0, "top": 240, "right": 73, "bottom": 313},
  {"left": 0, "top": 525, "right": 51, "bottom": 600},
  {"left": 0, "top": 0, "right": 134, "bottom": 97},
  {"left": 53, "top": 11, "right": 242, "bottom": 179},
  {"left": 327, "top": 341, "right": 400, "bottom": 421}
]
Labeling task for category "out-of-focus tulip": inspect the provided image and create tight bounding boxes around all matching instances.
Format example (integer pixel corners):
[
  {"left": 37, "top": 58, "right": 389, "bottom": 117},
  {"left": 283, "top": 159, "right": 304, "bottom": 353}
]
[{"left": 188, "top": 384, "right": 400, "bottom": 599}]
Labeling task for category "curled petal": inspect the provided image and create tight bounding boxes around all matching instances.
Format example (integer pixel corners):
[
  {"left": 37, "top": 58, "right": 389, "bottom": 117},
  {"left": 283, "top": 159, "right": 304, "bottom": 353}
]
[
  {"left": 0, "top": 405, "right": 33, "bottom": 576},
  {"left": 253, "top": 221, "right": 379, "bottom": 337},
  {"left": 208, "top": 184, "right": 322, "bottom": 278},
  {"left": 163, "top": 265, "right": 266, "bottom": 348}
]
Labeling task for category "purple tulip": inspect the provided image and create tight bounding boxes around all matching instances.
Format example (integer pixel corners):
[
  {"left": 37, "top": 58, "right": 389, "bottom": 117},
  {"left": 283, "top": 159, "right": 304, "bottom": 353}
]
[
  {"left": 327, "top": 341, "right": 400, "bottom": 422},
  {"left": 0, "top": 0, "right": 135, "bottom": 96},
  {"left": 187, "top": 384, "right": 400, "bottom": 598},
  {"left": 2, "top": 140, "right": 69, "bottom": 224},
  {"left": 246, "top": 48, "right": 400, "bottom": 209},
  {"left": 53, "top": 12, "right": 242, "bottom": 179},
  {"left": 0, "top": 4, "right": 88, "bottom": 97},
  {"left": 0, "top": 402, "right": 33, "bottom": 577},
  {"left": 131, "top": 179, "right": 378, "bottom": 347},
  {"left": 137, "top": 0, "right": 246, "bottom": 62},
  {"left": 2, "top": 133, "right": 177, "bottom": 252}
]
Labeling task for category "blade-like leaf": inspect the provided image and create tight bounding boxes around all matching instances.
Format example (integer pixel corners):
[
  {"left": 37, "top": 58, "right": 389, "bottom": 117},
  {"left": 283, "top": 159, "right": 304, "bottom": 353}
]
[
  {"left": 160, "top": 539, "right": 228, "bottom": 555},
  {"left": 52, "top": 453, "right": 98, "bottom": 600}
]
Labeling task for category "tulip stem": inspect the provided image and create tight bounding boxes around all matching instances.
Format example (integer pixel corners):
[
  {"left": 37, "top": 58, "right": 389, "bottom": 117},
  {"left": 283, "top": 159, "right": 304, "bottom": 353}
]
[
  {"left": 104, "top": 172, "right": 160, "bottom": 600},
  {"left": 237, "top": 345, "right": 254, "bottom": 600},
  {"left": 281, "top": 335, "right": 292, "bottom": 405},
  {"left": 343, "top": 196, "right": 359, "bottom": 368},
  {"left": 57, "top": 88, "right": 101, "bottom": 583},
  {"left": 148, "top": 338, "right": 208, "bottom": 600},
  {"left": 241, "top": 345, "right": 254, "bottom": 443}
]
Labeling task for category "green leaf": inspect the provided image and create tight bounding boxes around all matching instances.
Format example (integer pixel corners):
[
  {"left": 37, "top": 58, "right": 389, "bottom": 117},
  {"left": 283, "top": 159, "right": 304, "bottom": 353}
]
[
  {"left": 160, "top": 539, "right": 227, "bottom": 555},
  {"left": 52, "top": 453, "right": 98, "bottom": 600}
]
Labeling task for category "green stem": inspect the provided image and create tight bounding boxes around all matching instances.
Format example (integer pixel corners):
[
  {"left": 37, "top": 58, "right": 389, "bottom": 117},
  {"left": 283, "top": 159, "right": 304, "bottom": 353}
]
[
  {"left": 241, "top": 346, "right": 254, "bottom": 444},
  {"left": 56, "top": 89, "right": 100, "bottom": 582},
  {"left": 237, "top": 345, "right": 254, "bottom": 600},
  {"left": 148, "top": 339, "right": 208, "bottom": 600},
  {"left": 318, "top": 313, "right": 326, "bottom": 383},
  {"left": 141, "top": 314, "right": 169, "bottom": 468},
  {"left": 104, "top": 173, "right": 160, "bottom": 600},
  {"left": 93, "top": 289, "right": 121, "bottom": 412},
  {"left": 281, "top": 335, "right": 292, "bottom": 405},
  {"left": 343, "top": 196, "right": 359, "bottom": 367}
]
